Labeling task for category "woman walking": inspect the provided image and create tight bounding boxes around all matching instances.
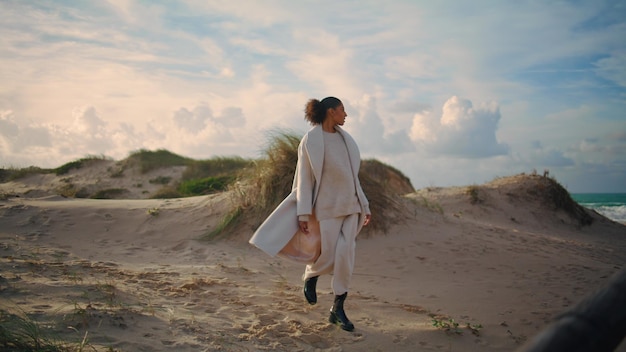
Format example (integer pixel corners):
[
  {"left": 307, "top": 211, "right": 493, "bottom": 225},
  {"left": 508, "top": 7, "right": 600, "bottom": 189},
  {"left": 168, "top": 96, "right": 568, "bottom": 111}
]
[
  {"left": 250, "top": 96, "right": 371, "bottom": 332},
  {"left": 296, "top": 97, "right": 371, "bottom": 331}
]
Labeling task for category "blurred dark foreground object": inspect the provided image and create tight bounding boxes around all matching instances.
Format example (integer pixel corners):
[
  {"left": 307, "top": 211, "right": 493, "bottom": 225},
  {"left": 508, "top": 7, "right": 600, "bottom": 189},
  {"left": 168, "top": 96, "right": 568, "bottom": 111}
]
[{"left": 519, "top": 268, "right": 626, "bottom": 352}]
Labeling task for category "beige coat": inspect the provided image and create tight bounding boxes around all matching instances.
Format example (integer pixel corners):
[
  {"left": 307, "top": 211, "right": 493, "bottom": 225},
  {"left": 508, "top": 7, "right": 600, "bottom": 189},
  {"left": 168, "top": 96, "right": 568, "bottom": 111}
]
[{"left": 249, "top": 125, "right": 370, "bottom": 260}]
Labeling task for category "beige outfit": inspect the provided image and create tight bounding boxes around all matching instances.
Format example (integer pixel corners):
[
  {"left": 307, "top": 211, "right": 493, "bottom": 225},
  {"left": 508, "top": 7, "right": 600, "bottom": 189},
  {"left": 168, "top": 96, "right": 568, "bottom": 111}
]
[
  {"left": 294, "top": 125, "right": 370, "bottom": 228},
  {"left": 300, "top": 129, "right": 367, "bottom": 295},
  {"left": 249, "top": 125, "right": 370, "bottom": 295},
  {"left": 305, "top": 213, "right": 359, "bottom": 295},
  {"left": 314, "top": 131, "right": 361, "bottom": 221}
]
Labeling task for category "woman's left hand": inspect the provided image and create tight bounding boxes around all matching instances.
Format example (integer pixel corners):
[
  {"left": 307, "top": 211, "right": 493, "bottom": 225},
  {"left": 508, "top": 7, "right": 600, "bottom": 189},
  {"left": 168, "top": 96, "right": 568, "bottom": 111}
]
[{"left": 363, "top": 214, "right": 371, "bottom": 226}]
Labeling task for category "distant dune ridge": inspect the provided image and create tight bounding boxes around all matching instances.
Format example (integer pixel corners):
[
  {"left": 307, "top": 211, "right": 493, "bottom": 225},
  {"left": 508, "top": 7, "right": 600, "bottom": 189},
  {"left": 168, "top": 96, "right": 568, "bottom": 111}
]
[{"left": 1, "top": 148, "right": 625, "bottom": 351}]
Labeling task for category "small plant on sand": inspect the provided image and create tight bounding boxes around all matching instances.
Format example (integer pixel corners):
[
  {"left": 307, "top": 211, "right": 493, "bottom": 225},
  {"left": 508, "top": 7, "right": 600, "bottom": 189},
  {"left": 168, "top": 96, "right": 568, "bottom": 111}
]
[
  {"left": 431, "top": 316, "right": 483, "bottom": 336},
  {"left": 432, "top": 317, "right": 462, "bottom": 335},
  {"left": 466, "top": 185, "right": 481, "bottom": 204},
  {"left": 147, "top": 208, "right": 160, "bottom": 216},
  {"left": 466, "top": 322, "right": 483, "bottom": 336},
  {"left": 416, "top": 196, "right": 444, "bottom": 214}
]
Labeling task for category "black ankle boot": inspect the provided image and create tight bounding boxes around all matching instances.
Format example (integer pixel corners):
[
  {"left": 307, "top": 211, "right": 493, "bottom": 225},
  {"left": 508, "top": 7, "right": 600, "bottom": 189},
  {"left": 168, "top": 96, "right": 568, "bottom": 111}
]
[
  {"left": 304, "top": 276, "right": 318, "bottom": 305},
  {"left": 329, "top": 292, "right": 354, "bottom": 331}
]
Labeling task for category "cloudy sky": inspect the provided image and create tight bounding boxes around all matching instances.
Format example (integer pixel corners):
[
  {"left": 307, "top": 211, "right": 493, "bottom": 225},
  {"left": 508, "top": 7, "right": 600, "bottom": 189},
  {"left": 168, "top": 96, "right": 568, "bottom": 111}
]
[{"left": 1, "top": 1, "right": 625, "bottom": 193}]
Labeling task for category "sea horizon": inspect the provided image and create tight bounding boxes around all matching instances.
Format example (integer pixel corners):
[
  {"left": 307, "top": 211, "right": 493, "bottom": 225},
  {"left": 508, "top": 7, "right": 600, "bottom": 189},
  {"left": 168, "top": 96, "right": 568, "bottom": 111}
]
[{"left": 571, "top": 193, "right": 626, "bottom": 224}]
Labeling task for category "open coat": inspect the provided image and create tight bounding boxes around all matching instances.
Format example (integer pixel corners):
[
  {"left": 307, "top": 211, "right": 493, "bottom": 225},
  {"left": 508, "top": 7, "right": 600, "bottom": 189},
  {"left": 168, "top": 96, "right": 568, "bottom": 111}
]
[{"left": 249, "top": 125, "right": 370, "bottom": 260}]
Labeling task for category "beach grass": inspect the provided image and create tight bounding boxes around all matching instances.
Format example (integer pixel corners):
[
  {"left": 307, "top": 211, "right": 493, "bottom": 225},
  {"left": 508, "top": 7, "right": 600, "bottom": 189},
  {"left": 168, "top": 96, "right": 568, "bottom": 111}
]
[
  {"left": 0, "top": 305, "right": 89, "bottom": 352},
  {"left": 203, "top": 130, "right": 412, "bottom": 238}
]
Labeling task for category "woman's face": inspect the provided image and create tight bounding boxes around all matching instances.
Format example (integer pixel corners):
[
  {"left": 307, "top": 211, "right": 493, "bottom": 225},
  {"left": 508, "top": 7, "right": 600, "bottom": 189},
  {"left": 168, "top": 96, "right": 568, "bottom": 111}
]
[{"left": 329, "top": 104, "right": 347, "bottom": 126}]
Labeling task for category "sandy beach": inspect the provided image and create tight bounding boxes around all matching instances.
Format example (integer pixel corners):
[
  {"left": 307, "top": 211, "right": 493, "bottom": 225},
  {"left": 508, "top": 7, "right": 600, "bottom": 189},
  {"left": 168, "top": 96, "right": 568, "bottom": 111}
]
[{"left": 1, "top": 164, "right": 625, "bottom": 351}]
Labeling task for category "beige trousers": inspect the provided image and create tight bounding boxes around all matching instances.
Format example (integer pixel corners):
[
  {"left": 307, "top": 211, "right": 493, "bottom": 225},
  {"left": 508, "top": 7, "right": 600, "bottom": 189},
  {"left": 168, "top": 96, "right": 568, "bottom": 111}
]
[{"left": 303, "top": 213, "right": 359, "bottom": 295}]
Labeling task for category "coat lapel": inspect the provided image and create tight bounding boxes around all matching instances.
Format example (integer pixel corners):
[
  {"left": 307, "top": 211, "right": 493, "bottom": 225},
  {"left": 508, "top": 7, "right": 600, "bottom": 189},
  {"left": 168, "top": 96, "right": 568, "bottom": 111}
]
[
  {"left": 249, "top": 124, "right": 369, "bottom": 259},
  {"left": 305, "top": 125, "right": 324, "bottom": 203},
  {"left": 336, "top": 126, "right": 368, "bottom": 233}
]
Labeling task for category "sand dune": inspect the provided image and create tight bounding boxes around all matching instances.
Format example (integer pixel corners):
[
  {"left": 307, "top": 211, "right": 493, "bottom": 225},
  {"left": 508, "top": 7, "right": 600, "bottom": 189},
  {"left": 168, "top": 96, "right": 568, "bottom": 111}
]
[{"left": 1, "top": 168, "right": 625, "bottom": 351}]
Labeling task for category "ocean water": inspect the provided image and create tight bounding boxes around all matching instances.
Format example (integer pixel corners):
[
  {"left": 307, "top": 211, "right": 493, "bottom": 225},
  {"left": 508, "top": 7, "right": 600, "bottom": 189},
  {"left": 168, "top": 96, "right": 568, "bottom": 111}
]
[{"left": 571, "top": 193, "right": 626, "bottom": 224}]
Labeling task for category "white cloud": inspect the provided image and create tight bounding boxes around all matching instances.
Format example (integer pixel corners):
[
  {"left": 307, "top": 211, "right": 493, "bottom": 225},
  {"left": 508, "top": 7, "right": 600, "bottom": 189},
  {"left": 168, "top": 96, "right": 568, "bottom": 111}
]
[
  {"left": 286, "top": 29, "right": 360, "bottom": 98},
  {"left": 594, "top": 53, "right": 626, "bottom": 88},
  {"left": 0, "top": 111, "right": 19, "bottom": 138},
  {"left": 172, "top": 104, "right": 246, "bottom": 133},
  {"left": 410, "top": 96, "right": 509, "bottom": 158},
  {"left": 217, "top": 107, "right": 245, "bottom": 128},
  {"left": 577, "top": 136, "right": 626, "bottom": 157},
  {"left": 545, "top": 105, "right": 594, "bottom": 121},
  {"left": 72, "top": 106, "right": 107, "bottom": 135},
  {"left": 0, "top": 1, "right": 624, "bottom": 191},
  {"left": 0, "top": 110, "right": 52, "bottom": 153},
  {"left": 173, "top": 105, "right": 211, "bottom": 133},
  {"left": 579, "top": 138, "right": 603, "bottom": 153},
  {"left": 346, "top": 95, "right": 414, "bottom": 155}
]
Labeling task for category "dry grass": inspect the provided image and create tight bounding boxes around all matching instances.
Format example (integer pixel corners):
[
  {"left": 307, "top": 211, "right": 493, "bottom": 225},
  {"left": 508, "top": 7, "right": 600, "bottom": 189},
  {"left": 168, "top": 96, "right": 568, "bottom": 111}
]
[
  {"left": 206, "top": 130, "right": 411, "bottom": 238},
  {"left": 236, "top": 130, "right": 299, "bottom": 218},
  {"left": 0, "top": 155, "right": 110, "bottom": 182},
  {"left": 530, "top": 175, "right": 593, "bottom": 226},
  {"left": 0, "top": 305, "right": 78, "bottom": 352},
  {"left": 204, "top": 131, "right": 299, "bottom": 239},
  {"left": 361, "top": 159, "right": 415, "bottom": 195}
]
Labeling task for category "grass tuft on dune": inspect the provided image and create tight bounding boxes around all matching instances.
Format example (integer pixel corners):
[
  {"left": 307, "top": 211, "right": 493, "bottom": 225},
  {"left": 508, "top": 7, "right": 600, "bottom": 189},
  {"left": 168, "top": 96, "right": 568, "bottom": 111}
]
[{"left": 204, "top": 130, "right": 413, "bottom": 239}]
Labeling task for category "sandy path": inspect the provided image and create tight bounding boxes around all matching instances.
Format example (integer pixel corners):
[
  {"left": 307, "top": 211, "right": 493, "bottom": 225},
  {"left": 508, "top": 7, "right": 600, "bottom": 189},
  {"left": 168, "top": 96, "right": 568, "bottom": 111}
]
[{"left": 1, "top": 194, "right": 625, "bottom": 351}]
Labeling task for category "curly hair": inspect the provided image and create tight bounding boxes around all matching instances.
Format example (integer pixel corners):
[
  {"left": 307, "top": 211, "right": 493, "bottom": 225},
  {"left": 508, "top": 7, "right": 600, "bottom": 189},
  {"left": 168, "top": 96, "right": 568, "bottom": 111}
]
[{"left": 304, "top": 97, "right": 342, "bottom": 125}]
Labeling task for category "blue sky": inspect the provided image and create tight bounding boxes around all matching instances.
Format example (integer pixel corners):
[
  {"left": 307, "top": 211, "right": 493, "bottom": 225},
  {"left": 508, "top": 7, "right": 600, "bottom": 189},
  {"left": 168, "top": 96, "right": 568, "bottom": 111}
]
[{"left": 1, "top": 0, "right": 625, "bottom": 192}]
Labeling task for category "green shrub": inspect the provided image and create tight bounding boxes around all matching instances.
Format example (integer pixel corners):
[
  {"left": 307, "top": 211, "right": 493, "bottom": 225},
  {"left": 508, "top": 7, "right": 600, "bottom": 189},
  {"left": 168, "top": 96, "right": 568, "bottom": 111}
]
[
  {"left": 183, "top": 157, "right": 252, "bottom": 181},
  {"left": 54, "top": 160, "right": 85, "bottom": 175},
  {"left": 54, "top": 155, "right": 109, "bottom": 175},
  {"left": 151, "top": 186, "right": 182, "bottom": 199},
  {"left": 0, "top": 166, "right": 50, "bottom": 181},
  {"left": 126, "top": 149, "right": 191, "bottom": 174},
  {"left": 178, "top": 176, "right": 234, "bottom": 196}
]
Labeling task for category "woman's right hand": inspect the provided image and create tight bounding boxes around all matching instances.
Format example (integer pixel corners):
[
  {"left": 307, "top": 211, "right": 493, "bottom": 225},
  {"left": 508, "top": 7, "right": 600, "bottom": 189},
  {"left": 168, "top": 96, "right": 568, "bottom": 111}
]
[{"left": 299, "top": 221, "right": 309, "bottom": 234}]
